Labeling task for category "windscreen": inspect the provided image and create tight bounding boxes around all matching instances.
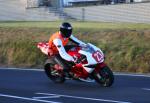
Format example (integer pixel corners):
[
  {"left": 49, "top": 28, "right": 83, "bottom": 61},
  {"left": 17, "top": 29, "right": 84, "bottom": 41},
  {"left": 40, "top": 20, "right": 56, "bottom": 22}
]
[{"left": 81, "top": 44, "right": 95, "bottom": 53}]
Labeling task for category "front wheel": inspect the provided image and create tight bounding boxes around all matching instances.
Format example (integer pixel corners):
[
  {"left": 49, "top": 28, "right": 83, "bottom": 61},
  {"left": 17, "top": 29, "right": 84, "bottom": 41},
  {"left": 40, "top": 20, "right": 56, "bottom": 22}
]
[
  {"left": 93, "top": 66, "right": 114, "bottom": 87},
  {"left": 44, "top": 63, "right": 65, "bottom": 83}
]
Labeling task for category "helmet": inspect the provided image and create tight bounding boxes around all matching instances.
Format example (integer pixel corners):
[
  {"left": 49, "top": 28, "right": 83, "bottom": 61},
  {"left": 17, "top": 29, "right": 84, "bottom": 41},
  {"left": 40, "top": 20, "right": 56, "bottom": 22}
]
[{"left": 60, "top": 22, "right": 72, "bottom": 38}]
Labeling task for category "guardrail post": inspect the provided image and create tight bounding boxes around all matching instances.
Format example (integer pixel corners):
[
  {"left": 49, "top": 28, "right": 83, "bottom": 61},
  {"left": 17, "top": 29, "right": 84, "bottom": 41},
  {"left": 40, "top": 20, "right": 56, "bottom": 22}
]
[{"left": 82, "top": 8, "right": 85, "bottom": 22}]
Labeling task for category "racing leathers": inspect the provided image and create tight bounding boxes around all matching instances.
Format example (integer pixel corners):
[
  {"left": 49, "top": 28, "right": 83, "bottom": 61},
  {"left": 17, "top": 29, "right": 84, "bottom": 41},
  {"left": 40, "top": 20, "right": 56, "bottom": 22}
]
[{"left": 48, "top": 31, "right": 85, "bottom": 72}]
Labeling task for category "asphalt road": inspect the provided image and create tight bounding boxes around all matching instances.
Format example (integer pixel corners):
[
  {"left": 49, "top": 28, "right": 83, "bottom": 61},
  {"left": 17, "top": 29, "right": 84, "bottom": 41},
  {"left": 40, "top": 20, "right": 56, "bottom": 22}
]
[{"left": 0, "top": 68, "right": 150, "bottom": 103}]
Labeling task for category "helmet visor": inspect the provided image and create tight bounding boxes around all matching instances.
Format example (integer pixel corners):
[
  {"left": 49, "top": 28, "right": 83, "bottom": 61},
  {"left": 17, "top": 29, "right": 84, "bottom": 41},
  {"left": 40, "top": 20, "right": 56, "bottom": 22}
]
[{"left": 61, "top": 28, "right": 72, "bottom": 38}]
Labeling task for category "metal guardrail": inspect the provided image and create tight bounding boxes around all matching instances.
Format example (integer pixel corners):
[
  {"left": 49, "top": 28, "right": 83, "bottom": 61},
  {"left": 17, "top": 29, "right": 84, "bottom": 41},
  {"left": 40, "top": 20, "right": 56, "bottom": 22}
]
[
  {"left": 0, "top": 0, "right": 150, "bottom": 23},
  {"left": 64, "top": 2, "right": 150, "bottom": 23}
]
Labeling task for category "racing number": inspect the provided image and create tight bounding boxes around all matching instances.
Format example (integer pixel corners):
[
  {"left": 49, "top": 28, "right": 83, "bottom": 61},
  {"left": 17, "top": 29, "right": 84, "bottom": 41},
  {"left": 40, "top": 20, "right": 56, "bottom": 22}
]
[{"left": 92, "top": 51, "right": 103, "bottom": 62}]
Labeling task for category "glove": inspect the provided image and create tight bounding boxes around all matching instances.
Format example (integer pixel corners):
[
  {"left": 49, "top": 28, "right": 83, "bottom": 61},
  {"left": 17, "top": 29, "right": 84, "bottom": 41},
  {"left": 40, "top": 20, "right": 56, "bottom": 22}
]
[
  {"left": 69, "top": 61, "right": 76, "bottom": 67},
  {"left": 73, "top": 56, "right": 81, "bottom": 64}
]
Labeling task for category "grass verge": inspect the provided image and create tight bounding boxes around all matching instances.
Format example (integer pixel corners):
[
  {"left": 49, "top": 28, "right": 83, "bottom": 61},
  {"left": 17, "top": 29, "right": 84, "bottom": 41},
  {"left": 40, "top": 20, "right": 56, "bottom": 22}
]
[{"left": 0, "top": 21, "right": 150, "bottom": 73}]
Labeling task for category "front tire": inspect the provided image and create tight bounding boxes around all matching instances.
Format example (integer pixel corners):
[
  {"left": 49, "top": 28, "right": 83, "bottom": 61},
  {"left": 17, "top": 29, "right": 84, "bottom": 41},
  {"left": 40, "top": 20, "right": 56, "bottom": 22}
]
[
  {"left": 93, "top": 66, "right": 114, "bottom": 87},
  {"left": 44, "top": 63, "right": 65, "bottom": 83}
]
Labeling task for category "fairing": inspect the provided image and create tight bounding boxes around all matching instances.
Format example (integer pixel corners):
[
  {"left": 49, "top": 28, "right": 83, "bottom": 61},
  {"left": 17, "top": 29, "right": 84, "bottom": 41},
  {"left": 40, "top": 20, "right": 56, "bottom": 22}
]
[{"left": 38, "top": 42, "right": 105, "bottom": 79}]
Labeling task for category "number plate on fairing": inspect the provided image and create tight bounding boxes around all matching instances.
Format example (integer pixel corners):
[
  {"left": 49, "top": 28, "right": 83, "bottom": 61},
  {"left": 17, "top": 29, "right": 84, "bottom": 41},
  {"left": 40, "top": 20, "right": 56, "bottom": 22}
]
[{"left": 92, "top": 51, "right": 104, "bottom": 63}]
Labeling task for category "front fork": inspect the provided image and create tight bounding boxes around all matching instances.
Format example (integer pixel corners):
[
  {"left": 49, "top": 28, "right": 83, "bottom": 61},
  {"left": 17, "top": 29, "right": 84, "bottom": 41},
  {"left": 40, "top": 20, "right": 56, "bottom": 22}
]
[
  {"left": 95, "top": 73, "right": 101, "bottom": 79},
  {"left": 91, "top": 62, "right": 107, "bottom": 80},
  {"left": 94, "top": 62, "right": 107, "bottom": 73}
]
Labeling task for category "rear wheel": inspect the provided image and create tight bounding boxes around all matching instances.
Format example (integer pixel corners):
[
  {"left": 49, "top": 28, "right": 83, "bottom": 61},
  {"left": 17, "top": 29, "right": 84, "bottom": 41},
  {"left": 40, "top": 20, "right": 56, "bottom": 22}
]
[
  {"left": 44, "top": 63, "right": 65, "bottom": 83},
  {"left": 93, "top": 66, "right": 114, "bottom": 87}
]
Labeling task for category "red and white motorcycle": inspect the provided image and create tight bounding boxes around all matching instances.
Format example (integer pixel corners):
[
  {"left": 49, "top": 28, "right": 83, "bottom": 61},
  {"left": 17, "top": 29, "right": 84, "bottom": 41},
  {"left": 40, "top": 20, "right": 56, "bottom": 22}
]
[{"left": 37, "top": 42, "right": 114, "bottom": 87}]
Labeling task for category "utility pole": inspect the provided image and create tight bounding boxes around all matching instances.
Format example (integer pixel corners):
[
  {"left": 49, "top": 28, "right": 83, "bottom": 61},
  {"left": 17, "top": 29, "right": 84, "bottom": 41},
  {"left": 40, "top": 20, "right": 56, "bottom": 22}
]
[
  {"left": 59, "top": 0, "right": 63, "bottom": 10},
  {"left": 59, "top": 0, "right": 64, "bottom": 19},
  {"left": 82, "top": 8, "right": 85, "bottom": 22}
]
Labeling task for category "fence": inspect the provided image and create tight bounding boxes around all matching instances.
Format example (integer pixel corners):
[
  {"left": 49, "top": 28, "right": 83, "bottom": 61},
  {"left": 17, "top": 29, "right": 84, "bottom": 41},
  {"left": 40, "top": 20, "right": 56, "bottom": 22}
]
[
  {"left": 64, "top": 2, "right": 150, "bottom": 23},
  {"left": 0, "top": 0, "right": 59, "bottom": 21},
  {"left": 0, "top": 0, "right": 150, "bottom": 23}
]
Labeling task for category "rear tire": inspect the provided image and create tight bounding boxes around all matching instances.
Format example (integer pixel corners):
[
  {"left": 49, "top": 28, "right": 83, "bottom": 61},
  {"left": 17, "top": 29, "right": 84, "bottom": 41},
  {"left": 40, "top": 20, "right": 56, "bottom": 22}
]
[
  {"left": 44, "top": 63, "right": 65, "bottom": 83},
  {"left": 93, "top": 66, "right": 114, "bottom": 87}
]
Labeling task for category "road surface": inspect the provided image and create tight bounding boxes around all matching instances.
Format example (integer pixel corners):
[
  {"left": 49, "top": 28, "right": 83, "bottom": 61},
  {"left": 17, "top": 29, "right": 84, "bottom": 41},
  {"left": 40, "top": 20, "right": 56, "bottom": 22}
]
[{"left": 0, "top": 68, "right": 150, "bottom": 103}]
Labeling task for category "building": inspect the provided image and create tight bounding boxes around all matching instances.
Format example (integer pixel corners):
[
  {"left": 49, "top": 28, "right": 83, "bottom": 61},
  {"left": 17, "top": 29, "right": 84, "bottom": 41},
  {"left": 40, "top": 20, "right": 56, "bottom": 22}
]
[
  {"left": 68, "top": 0, "right": 103, "bottom": 6},
  {"left": 26, "top": 0, "right": 63, "bottom": 8}
]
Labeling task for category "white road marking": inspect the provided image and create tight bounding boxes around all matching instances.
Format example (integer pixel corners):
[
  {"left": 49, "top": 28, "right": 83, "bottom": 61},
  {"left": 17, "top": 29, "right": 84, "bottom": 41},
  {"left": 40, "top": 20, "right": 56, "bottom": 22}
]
[
  {"left": 0, "top": 67, "right": 44, "bottom": 71},
  {"left": 114, "top": 73, "right": 150, "bottom": 78},
  {"left": 36, "top": 93, "right": 131, "bottom": 103},
  {"left": 142, "top": 88, "right": 150, "bottom": 91},
  {"left": 0, "top": 93, "right": 61, "bottom": 103},
  {"left": 33, "top": 95, "right": 60, "bottom": 99},
  {"left": 1, "top": 67, "right": 150, "bottom": 78}
]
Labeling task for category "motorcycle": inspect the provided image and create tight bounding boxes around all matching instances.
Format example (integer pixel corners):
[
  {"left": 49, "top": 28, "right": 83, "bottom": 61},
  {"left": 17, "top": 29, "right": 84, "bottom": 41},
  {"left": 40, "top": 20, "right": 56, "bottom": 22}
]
[{"left": 37, "top": 42, "right": 114, "bottom": 87}]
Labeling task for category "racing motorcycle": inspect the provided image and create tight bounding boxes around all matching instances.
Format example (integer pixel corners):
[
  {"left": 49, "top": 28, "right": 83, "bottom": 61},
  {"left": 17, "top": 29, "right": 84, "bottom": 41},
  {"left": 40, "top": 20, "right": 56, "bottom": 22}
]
[{"left": 37, "top": 42, "right": 114, "bottom": 87}]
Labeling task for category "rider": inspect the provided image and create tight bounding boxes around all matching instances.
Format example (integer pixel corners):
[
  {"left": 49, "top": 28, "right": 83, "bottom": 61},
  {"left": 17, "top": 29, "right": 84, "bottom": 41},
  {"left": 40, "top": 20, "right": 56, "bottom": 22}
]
[{"left": 48, "top": 22, "right": 86, "bottom": 74}]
